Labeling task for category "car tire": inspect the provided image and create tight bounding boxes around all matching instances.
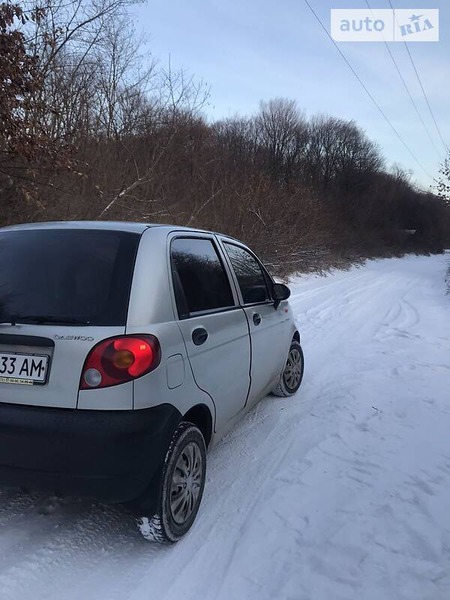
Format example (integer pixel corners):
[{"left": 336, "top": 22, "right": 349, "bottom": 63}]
[
  {"left": 272, "top": 339, "right": 304, "bottom": 397},
  {"left": 138, "top": 421, "right": 206, "bottom": 543}
]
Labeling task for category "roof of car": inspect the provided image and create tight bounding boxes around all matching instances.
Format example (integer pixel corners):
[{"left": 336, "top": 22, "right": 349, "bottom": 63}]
[
  {"left": 0, "top": 221, "right": 246, "bottom": 246},
  {"left": 0, "top": 221, "right": 210, "bottom": 235}
]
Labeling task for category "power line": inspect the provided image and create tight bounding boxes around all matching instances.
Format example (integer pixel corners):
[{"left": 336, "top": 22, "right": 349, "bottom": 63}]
[
  {"left": 387, "top": 0, "right": 448, "bottom": 154},
  {"left": 364, "top": 0, "right": 443, "bottom": 160},
  {"left": 303, "top": 0, "right": 435, "bottom": 180},
  {"left": 402, "top": 44, "right": 448, "bottom": 153}
]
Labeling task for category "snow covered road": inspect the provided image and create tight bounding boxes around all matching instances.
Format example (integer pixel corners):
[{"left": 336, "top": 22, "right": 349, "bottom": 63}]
[{"left": 0, "top": 253, "right": 449, "bottom": 600}]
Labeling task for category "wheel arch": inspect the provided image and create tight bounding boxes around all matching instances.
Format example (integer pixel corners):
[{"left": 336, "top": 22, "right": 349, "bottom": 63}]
[{"left": 183, "top": 404, "right": 213, "bottom": 448}]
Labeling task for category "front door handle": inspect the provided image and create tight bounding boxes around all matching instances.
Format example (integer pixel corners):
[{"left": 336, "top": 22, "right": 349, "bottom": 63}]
[
  {"left": 253, "top": 313, "right": 262, "bottom": 326},
  {"left": 192, "top": 327, "right": 208, "bottom": 346}
]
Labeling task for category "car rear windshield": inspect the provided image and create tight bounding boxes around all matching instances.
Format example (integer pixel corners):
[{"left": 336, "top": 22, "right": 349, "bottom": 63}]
[{"left": 0, "top": 229, "right": 140, "bottom": 326}]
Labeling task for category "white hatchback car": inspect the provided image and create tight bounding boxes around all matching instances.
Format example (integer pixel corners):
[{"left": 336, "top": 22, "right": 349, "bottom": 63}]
[{"left": 0, "top": 221, "right": 304, "bottom": 542}]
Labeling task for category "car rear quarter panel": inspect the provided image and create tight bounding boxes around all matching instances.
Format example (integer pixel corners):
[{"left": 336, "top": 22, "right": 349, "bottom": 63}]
[{"left": 125, "top": 228, "right": 217, "bottom": 425}]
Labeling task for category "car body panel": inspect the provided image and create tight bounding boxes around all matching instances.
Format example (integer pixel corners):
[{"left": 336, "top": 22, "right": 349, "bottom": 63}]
[
  {"left": 175, "top": 309, "right": 251, "bottom": 428},
  {"left": 129, "top": 321, "right": 217, "bottom": 423},
  {"left": 77, "top": 379, "right": 134, "bottom": 410},
  {"left": 243, "top": 300, "right": 293, "bottom": 407},
  {"left": 0, "top": 221, "right": 150, "bottom": 234},
  {"left": 165, "top": 231, "right": 251, "bottom": 429},
  {"left": 126, "top": 227, "right": 176, "bottom": 328},
  {"left": 215, "top": 236, "right": 294, "bottom": 407},
  {"left": 0, "top": 326, "right": 125, "bottom": 409}
]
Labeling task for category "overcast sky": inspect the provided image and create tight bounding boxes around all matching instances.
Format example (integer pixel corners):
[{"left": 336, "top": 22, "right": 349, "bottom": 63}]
[{"left": 131, "top": 0, "right": 449, "bottom": 191}]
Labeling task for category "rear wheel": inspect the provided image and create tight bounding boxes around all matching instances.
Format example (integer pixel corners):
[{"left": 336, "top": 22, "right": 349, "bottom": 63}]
[
  {"left": 272, "top": 339, "right": 304, "bottom": 397},
  {"left": 138, "top": 421, "right": 206, "bottom": 543}
]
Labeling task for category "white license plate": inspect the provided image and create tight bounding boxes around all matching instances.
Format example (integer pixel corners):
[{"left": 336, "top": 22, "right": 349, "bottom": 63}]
[{"left": 0, "top": 352, "right": 49, "bottom": 385}]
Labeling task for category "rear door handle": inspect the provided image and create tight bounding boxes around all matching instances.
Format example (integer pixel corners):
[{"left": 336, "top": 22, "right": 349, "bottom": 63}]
[
  {"left": 253, "top": 313, "right": 262, "bottom": 326},
  {"left": 192, "top": 327, "right": 208, "bottom": 346}
]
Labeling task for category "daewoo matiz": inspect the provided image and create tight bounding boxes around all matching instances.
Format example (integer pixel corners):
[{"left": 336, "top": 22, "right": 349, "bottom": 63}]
[{"left": 0, "top": 222, "right": 304, "bottom": 542}]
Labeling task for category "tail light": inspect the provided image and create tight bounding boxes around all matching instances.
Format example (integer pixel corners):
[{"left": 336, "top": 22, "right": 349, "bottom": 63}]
[{"left": 80, "top": 335, "right": 161, "bottom": 390}]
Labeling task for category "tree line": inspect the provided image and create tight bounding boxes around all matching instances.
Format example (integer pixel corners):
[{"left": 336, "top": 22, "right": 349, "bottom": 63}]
[{"left": 1, "top": 0, "right": 449, "bottom": 274}]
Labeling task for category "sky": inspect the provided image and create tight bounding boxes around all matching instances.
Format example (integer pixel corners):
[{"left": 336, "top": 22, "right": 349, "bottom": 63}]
[{"left": 130, "top": 0, "right": 449, "bottom": 191}]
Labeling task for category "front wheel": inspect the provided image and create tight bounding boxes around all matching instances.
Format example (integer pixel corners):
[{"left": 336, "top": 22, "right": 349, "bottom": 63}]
[
  {"left": 138, "top": 421, "right": 206, "bottom": 543},
  {"left": 272, "top": 340, "right": 304, "bottom": 397}
]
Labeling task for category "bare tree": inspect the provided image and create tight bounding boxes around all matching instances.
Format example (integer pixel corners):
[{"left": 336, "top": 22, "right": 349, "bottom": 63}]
[
  {"left": 0, "top": 3, "right": 48, "bottom": 167},
  {"left": 437, "top": 153, "right": 450, "bottom": 206},
  {"left": 1, "top": 2, "right": 445, "bottom": 274},
  {"left": 255, "top": 98, "right": 307, "bottom": 182}
]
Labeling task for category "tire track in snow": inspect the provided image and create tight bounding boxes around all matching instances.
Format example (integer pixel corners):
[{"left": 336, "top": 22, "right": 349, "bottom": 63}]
[{"left": 0, "top": 255, "right": 449, "bottom": 600}]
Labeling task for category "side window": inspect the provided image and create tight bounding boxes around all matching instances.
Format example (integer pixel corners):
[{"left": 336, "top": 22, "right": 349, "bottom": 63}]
[
  {"left": 224, "top": 243, "right": 270, "bottom": 304},
  {"left": 171, "top": 238, "right": 235, "bottom": 318}
]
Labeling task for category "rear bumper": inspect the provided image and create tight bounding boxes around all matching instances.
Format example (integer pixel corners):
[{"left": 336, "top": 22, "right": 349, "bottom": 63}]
[{"left": 0, "top": 402, "right": 181, "bottom": 506}]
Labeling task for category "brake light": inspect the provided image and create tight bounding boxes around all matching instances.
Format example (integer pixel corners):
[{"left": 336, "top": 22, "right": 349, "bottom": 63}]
[{"left": 80, "top": 335, "right": 161, "bottom": 390}]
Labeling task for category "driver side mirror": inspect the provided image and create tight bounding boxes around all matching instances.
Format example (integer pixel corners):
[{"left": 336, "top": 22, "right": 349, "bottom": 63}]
[{"left": 272, "top": 283, "right": 291, "bottom": 309}]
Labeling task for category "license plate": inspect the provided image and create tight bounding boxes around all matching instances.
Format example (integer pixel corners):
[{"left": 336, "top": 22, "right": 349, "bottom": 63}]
[{"left": 0, "top": 352, "right": 49, "bottom": 385}]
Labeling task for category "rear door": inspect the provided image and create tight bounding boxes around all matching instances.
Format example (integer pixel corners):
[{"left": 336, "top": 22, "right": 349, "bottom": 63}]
[
  {"left": 170, "top": 235, "right": 251, "bottom": 429},
  {"left": 220, "top": 241, "right": 292, "bottom": 406}
]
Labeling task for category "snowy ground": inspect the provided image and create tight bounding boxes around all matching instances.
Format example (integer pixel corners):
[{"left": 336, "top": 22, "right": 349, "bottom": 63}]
[{"left": 0, "top": 253, "right": 449, "bottom": 600}]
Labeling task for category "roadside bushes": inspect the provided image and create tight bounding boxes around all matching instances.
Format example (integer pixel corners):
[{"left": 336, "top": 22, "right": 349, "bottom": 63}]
[{"left": 1, "top": 2, "right": 448, "bottom": 274}]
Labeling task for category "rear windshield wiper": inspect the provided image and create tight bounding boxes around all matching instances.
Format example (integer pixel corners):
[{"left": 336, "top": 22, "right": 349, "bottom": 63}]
[{"left": 0, "top": 315, "right": 91, "bottom": 325}]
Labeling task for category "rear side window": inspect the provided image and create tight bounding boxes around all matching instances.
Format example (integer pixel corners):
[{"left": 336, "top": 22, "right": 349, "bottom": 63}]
[
  {"left": 171, "top": 238, "right": 234, "bottom": 318},
  {"left": 224, "top": 243, "right": 270, "bottom": 304},
  {"left": 0, "top": 229, "right": 139, "bottom": 326}
]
